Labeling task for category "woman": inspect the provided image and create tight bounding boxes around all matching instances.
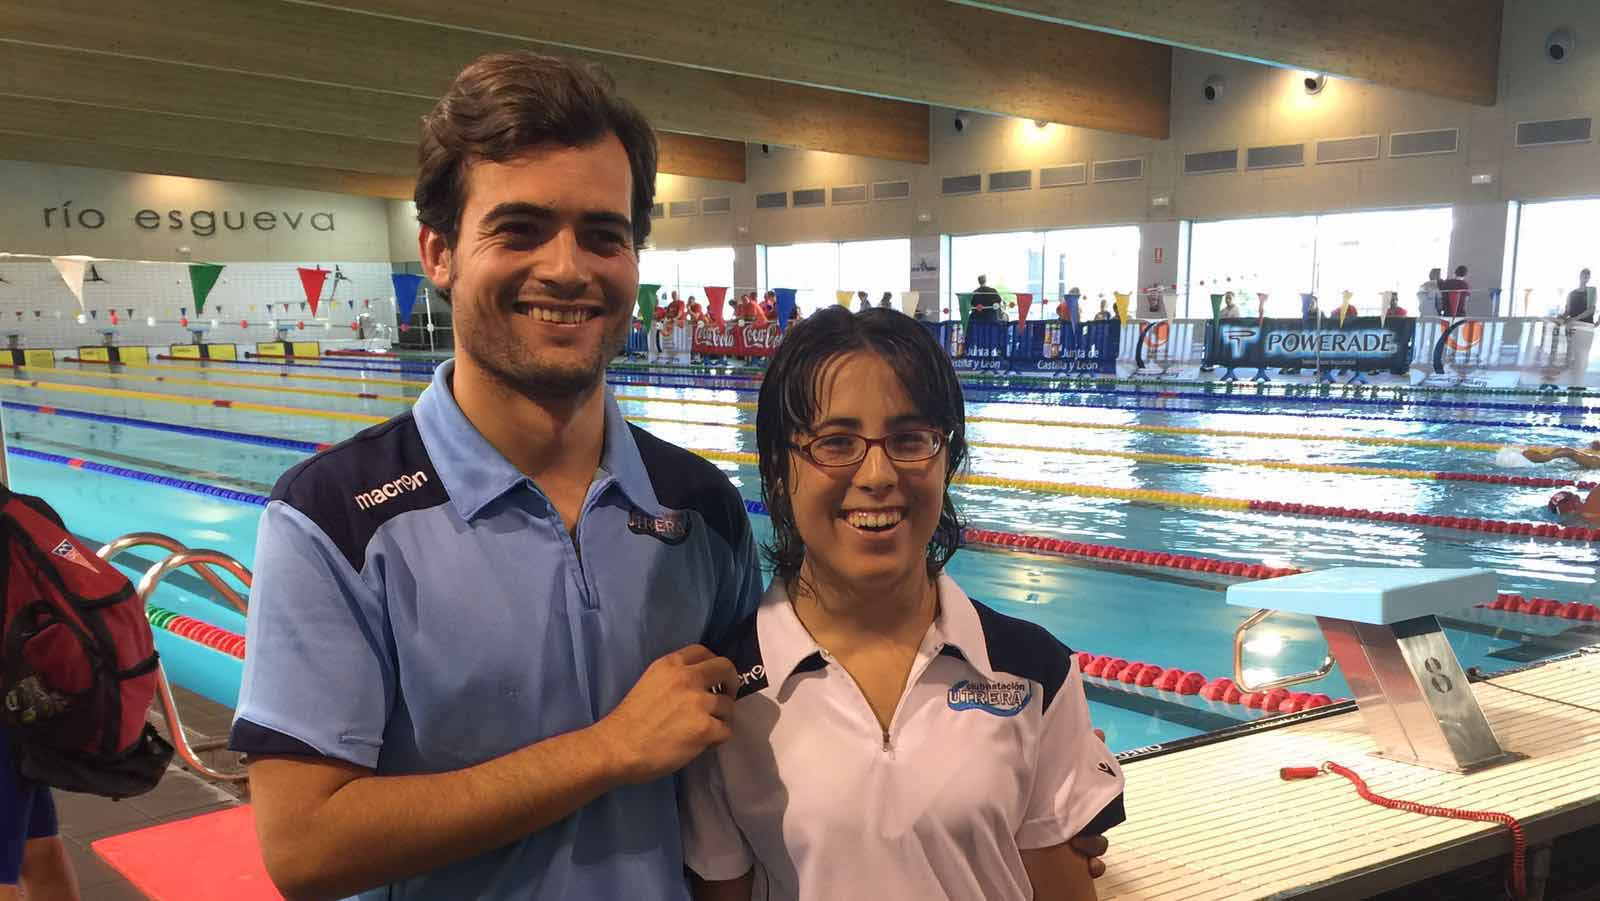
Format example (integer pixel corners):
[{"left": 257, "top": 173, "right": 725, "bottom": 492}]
[
  {"left": 681, "top": 307, "right": 1123, "bottom": 901},
  {"left": 2, "top": 728, "right": 79, "bottom": 901}
]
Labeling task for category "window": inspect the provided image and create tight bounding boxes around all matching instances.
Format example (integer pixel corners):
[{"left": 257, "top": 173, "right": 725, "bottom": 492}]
[
  {"left": 1188, "top": 208, "right": 1451, "bottom": 318},
  {"left": 762, "top": 239, "right": 910, "bottom": 314},
  {"left": 1513, "top": 198, "right": 1600, "bottom": 317},
  {"left": 637, "top": 247, "right": 735, "bottom": 303},
  {"left": 951, "top": 227, "right": 1139, "bottom": 320}
]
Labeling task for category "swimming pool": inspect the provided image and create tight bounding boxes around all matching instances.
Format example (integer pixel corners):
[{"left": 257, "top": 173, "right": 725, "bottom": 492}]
[{"left": 8, "top": 354, "right": 1600, "bottom": 754}]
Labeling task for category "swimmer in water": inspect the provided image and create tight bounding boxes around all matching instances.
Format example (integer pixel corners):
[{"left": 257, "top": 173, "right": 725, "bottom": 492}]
[
  {"left": 1547, "top": 488, "right": 1600, "bottom": 524},
  {"left": 1521, "top": 440, "right": 1600, "bottom": 469}
]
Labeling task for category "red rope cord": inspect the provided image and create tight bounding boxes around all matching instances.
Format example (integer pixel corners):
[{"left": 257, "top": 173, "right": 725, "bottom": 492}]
[{"left": 1281, "top": 762, "right": 1526, "bottom": 899}]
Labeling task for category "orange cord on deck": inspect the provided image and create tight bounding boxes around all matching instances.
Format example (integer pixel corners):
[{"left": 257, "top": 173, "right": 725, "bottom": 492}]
[{"left": 1280, "top": 762, "right": 1527, "bottom": 899}]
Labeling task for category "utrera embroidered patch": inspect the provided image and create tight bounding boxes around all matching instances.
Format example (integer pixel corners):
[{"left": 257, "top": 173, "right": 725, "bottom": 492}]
[
  {"left": 947, "top": 679, "right": 1033, "bottom": 716},
  {"left": 628, "top": 509, "right": 692, "bottom": 545}
]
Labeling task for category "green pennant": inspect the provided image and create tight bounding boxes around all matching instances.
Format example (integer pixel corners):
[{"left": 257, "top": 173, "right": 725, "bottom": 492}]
[
  {"left": 956, "top": 292, "right": 973, "bottom": 326},
  {"left": 636, "top": 283, "right": 660, "bottom": 330},
  {"left": 189, "top": 264, "right": 225, "bottom": 315},
  {"left": 1209, "top": 292, "right": 1224, "bottom": 321}
]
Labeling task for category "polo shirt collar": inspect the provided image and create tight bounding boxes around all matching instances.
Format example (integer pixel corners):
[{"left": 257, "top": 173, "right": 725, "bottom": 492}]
[
  {"left": 414, "top": 359, "right": 662, "bottom": 521},
  {"left": 756, "top": 572, "right": 1001, "bottom": 686}
]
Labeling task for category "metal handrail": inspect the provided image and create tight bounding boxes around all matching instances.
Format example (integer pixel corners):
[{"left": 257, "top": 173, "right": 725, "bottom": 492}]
[
  {"left": 97, "top": 532, "right": 248, "bottom": 615},
  {"left": 1232, "top": 608, "right": 1336, "bottom": 693},
  {"left": 96, "top": 534, "right": 251, "bottom": 783}
]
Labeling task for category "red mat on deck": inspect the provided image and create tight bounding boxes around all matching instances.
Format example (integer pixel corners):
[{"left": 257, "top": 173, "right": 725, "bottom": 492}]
[{"left": 92, "top": 805, "right": 282, "bottom": 900}]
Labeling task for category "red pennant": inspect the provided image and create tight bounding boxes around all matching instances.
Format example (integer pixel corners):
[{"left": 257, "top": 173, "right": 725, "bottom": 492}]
[
  {"left": 1014, "top": 293, "right": 1033, "bottom": 322},
  {"left": 296, "top": 267, "right": 329, "bottom": 316},
  {"left": 704, "top": 287, "right": 729, "bottom": 323}
]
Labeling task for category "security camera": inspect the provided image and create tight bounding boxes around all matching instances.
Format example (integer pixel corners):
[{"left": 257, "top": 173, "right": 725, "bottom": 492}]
[
  {"left": 953, "top": 115, "right": 967, "bottom": 133},
  {"left": 1302, "top": 73, "right": 1327, "bottom": 95},
  {"left": 760, "top": 143, "right": 770, "bottom": 155},
  {"left": 1202, "top": 75, "right": 1225, "bottom": 103},
  {"left": 1547, "top": 28, "right": 1575, "bottom": 63}
]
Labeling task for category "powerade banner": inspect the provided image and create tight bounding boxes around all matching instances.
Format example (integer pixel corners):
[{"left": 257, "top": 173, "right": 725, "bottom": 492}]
[
  {"left": 692, "top": 323, "right": 785, "bottom": 357},
  {"left": 1205, "top": 317, "right": 1416, "bottom": 369}
]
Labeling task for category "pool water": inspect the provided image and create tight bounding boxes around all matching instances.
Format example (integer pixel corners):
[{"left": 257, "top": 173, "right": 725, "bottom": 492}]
[{"left": 8, "top": 356, "right": 1599, "bottom": 753}]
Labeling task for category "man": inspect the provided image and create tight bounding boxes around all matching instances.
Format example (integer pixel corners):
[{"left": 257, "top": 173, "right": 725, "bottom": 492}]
[
  {"left": 1439, "top": 265, "right": 1470, "bottom": 316},
  {"left": 1385, "top": 293, "right": 1409, "bottom": 318},
  {"left": 878, "top": 290, "right": 893, "bottom": 309},
  {"left": 1565, "top": 268, "right": 1595, "bottom": 324},
  {"left": 970, "top": 275, "right": 1002, "bottom": 323},
  {"left": 662, "top": 290, "right": 686, "bottom": 321},
  {"left": 760, "top": 290, "right": 777, "bottom": 322},
  {"left": 856, "top": 290, "right": 871, "bottom": 313},
  {"left": 230, "top": 52, "right": 761, "bottom": 901}
]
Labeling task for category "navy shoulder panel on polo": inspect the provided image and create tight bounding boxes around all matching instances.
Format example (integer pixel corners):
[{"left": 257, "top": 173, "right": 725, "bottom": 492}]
[
  {"left": 713, "top": 613, "right": 768, "bottom": 700},
  {"left": 629, "top": 424, "right": 747, "bottom": 551},
  {"left": 270, "top": 411, "right": 449, "bottom": 571},
  {"left": 970, "top": 599, "right": 1074, "bottom": 712}
]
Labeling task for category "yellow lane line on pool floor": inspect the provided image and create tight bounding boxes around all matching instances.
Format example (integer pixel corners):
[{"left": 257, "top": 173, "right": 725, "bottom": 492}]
[
  {"left": 0, "top": 377, "right": 388, "bottom": 424},
  {"left": 15, "top": 368, "right": 418, "bottom": 405},
  {"left": 75, "top": 360, "right": 423, "bottom": 390},
  {"left": 628, "top": 415, "right": 1446, "bottom": 480}
]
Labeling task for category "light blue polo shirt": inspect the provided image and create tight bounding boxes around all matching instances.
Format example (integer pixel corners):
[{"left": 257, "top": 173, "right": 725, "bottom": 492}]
[{"left": 230, "top": 359, "right": 762, "bottom": 901}]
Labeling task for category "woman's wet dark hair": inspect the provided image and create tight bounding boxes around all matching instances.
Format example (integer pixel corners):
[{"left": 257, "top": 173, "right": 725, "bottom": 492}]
[{"left": 756, "top": 306, "right": 968, "bottom": 588}]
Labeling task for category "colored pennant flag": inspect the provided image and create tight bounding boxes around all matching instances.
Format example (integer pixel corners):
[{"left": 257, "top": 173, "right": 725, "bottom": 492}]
[
  {"left": 1114, "top": 291, "right": 1130, "bottom": 325},
  {"left": 89, "top": 309, "right": 97, "bottom": 320},
  {"left": 1064, "top": 291, "right": 1081, "bottom": 330},
  {"left": 1014, "top": 293, "right": 1033, "bottom": 322},
  {"left": 1339, "top": 290, "right": 1353, "bottom": 327},
  {"left": 900, "top": 291, "right": 920, "bottom": 317},
  {"left": 50, "top": 255, "right": 92, "bottom": 311},
  {"left": 297, "top": 267, "right": 330, "bottom": 317},
  {"left": 1380, "top": 292, "right": 1390, "bottom": 327},
  {"left": 703, "top": 286, "right": 728, "bottom": 323},
  {"left": 1300, "top": 293, "right": 1317, "bottom": 320},
  {"left": 1256, "top": 293, "right": 1269, "bottom": 324},
  {"left": 390, "top": 273, "right": 425, "bottom": 327},
  {"left": 774, "top": 288, "right": 797, "bottom": 328},
  {"left": 1209, "top": 293, "right": 1224, "bottom": 320},
  {"left": 636, "top": 283, "right": 660, "bottom": 329},
  {"left": 835, "top": 290, "right": 854, "bottom": 308},
  {"left": 956, "top": 292, "right": 973, "bottom": 326},
  {"left": 188, "top": 263, "right": 225, "bottom": 315}
]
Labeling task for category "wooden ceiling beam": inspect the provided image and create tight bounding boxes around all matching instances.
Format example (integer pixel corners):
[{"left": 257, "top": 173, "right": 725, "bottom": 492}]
[
  {"left": 0, "top": 0, "right": 927, "bottom": 163},
  {"left": 309, "top": 0, "right": 1170, "bottom": 138},
  {"left": 948, "top": 0, "right": 1502, "bottom": 105}
]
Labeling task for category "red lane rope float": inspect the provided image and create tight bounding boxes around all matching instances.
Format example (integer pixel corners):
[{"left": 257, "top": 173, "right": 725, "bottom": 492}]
[
  {"left": 1071, "top": 650, "right": 1338, "bottom": 715},
  {"left": 1280, "top": 762, "right": 1527, "bottom": 900},
  {"left": 145, "top": 604, "right": 245, "bottom": 659},
  {"left": 1243, "top": 498, "right": 1600, "bottom": 542},
  {"left": 964, "top": 527, "right": 1599, "bottom": 622}
]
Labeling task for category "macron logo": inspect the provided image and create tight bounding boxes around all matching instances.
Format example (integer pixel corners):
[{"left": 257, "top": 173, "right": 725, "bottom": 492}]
[{"left": 353, "top": 471, "right": 429, "bottom": 511}]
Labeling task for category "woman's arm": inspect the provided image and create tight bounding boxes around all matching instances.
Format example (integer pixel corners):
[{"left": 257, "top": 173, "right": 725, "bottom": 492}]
[
  {"left": 1022, "top": 842, "right": 1098, "bottom": 901},
  {"left": 690, "top": 871, "right": 755, "bottom": 901}
]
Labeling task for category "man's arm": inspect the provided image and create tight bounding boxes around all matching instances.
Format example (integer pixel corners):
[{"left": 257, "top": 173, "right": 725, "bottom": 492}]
[
  {"left": 1022, "top": 843, "right": 1099, "bottom": 901},
  {"left": 250, "top": 646, "right": 739, "bottom": 901}
]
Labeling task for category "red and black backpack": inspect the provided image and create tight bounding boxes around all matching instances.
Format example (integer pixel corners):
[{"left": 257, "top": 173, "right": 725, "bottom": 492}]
[{"left": 0, "top": 486, "right": 172, "bottom": 798}]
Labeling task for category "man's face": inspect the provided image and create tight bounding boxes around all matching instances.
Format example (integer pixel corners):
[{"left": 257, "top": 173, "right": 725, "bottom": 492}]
[
  {"left": 1583, "top": 272, "right": 1591, "bottom": 287},
  {"left": 423, "top": 137, "right": 637, "bottom": 399}
]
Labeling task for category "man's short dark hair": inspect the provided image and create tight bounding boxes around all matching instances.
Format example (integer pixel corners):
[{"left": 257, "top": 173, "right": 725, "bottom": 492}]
[
  {"left": 1455, "top": 265, "right": 1469, "bottom": 277},
  {"left": 415, "top": 51, "right": 658, "bottom": 250},
  {"left": 756, "top": 307, "right": 967, "bottom": 589}
]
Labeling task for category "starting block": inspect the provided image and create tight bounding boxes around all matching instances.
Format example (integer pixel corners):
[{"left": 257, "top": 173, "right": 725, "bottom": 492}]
[{"left": 1228, "top": 567, "right": 1521, "bottom": 773}]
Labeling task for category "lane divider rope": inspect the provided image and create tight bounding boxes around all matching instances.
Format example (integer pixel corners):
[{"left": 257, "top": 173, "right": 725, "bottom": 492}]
[
  {"left": 0, "top": 376, "right": 387, "bottom": 425},
  {"left": 26, "top": 362, "right": 416, "bottom": 404},
  {"left": 72, "top": 357, "right": 422, "bottom": 389}
]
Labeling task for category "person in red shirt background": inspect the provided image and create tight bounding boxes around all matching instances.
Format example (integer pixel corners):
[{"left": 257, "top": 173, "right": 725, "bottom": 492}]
[
  {"left": 1385, "top": 293, "right": 1408, "bottom": 318},
  {"left": 687, "top": 296, "right": 705, "bottom": 322},
  {"left": 761, "top": 290, "right": 777, "bottom": 321},
  {"left": 662, "top": 290, "right": 686, "bottom": 322}
]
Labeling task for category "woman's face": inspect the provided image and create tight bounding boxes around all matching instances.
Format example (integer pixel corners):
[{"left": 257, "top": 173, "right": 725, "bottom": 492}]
[{"left": 786, "top": 351, "right": 949, "bottom": 592}]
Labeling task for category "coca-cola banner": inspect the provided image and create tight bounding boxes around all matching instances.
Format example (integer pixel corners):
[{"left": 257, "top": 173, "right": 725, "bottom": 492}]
[{"left": 693, "top": 322, "right": 785, "bottom": 357}]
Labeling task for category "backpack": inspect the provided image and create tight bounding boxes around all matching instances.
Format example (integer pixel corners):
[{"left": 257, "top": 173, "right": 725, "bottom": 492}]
[{"left": 0, "top": 487, "right": 173, "bottom": 798}]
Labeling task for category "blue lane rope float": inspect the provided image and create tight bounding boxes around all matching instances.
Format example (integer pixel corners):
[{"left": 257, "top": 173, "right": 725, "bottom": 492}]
[
  {"left": 2, "top": 401, "right": 326, "bottom": 453},
  {"left": 10, "top": 446, "right": 270, "bottom": 506}
]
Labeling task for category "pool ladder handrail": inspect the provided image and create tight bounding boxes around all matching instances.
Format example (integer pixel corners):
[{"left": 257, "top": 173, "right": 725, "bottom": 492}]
[
  {"left": 1232, "top": 608, "right": 1336, "bottom": 692},
  {"left": 96, "top": 532, "right": 251, "bottom": 784}
]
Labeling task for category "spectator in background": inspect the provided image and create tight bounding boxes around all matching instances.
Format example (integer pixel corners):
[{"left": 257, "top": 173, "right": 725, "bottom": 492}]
[
  {"left": 857, "top": 291, "right": 872, "bottom": 313},
  {"left": 1386, "top": 293, "right": 1408, "bottom": 318},
  {"left": 1418, "top": 268, "right": 1443, "bottom": 316},
  {"left": 662, "top": 291, "right": 686, "bottom": 321},
  {"left": 878, "top": 291, "right": 894, "bottom": 310},
  {"left": 970, "top": 276, "right": 1002, "bottom": 323},
  {"left": 1438, "top": 265, "right": 1470, "bottom": 316},
  {"left": 1565, "top": 269, "right": 1595, "bottom": 325},
  {"left": 1092, "top": 299, "right": 1112, "bottom": 322},
  {"left": 1334, "top": 295, "right": 1359, "bottom": 319},
  {"left": 687, "top": 296, "right": 704, "bottom": 322},
  {"left": 761, "top": 291, "right": 777, "bottom": 322},
  {"left": 1220, "top": 292, "right": 1240, "bottom": 319}
]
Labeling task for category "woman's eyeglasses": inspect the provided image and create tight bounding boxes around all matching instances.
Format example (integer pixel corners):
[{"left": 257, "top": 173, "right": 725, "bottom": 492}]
[{"left": 797, "top": 429, "right": 949, "bottom": 468}]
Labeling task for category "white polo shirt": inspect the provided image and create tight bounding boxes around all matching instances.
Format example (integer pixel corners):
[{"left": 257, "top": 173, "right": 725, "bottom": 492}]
[{"left": 680, "top": 574, "right": 1125, "bottom": 900}]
